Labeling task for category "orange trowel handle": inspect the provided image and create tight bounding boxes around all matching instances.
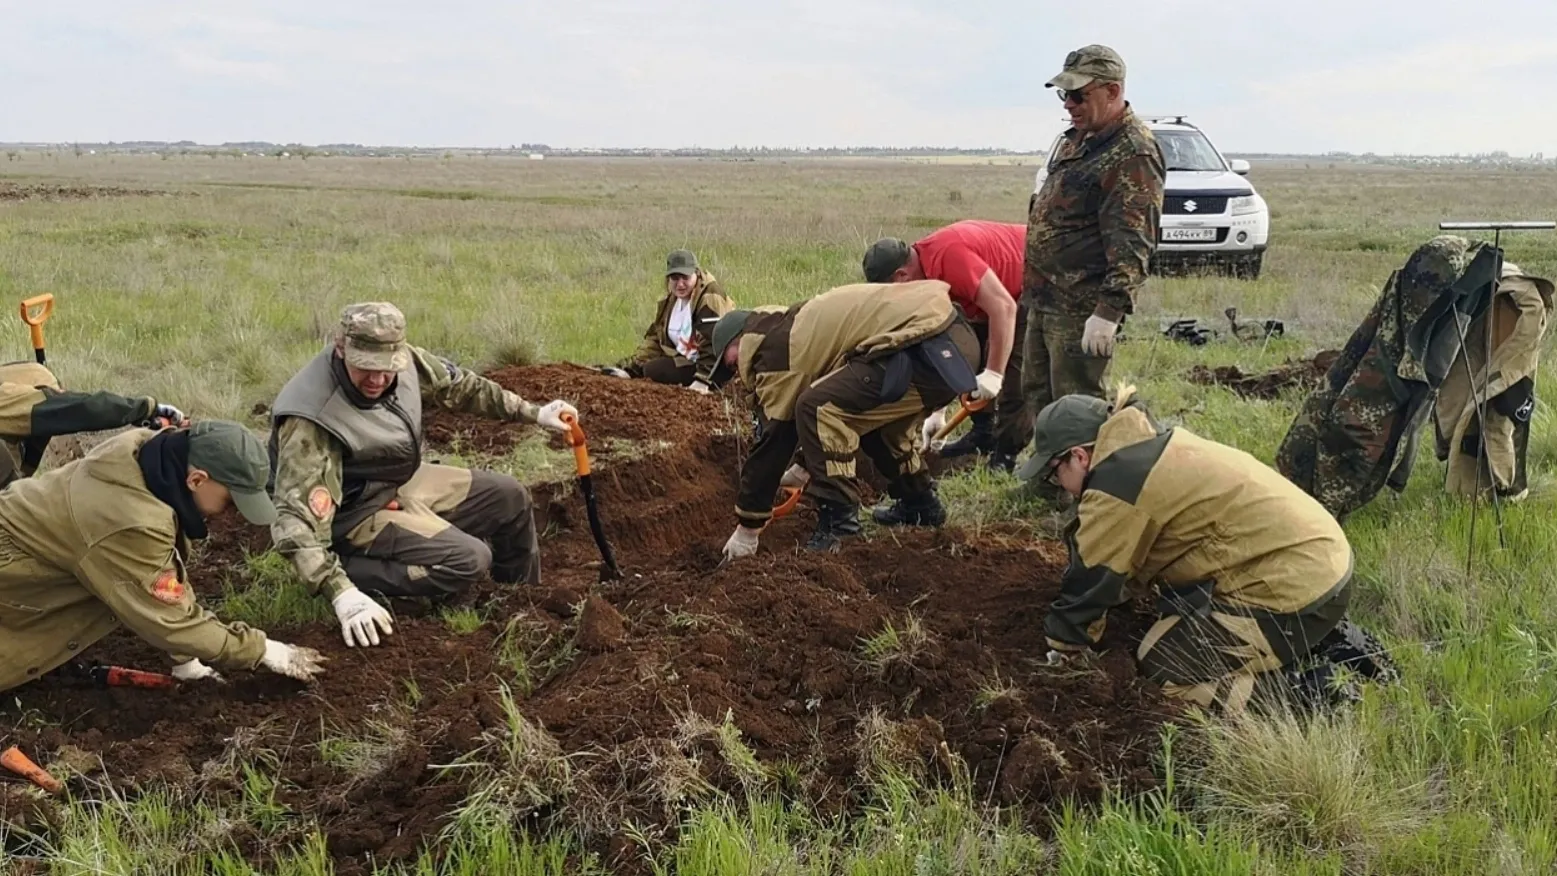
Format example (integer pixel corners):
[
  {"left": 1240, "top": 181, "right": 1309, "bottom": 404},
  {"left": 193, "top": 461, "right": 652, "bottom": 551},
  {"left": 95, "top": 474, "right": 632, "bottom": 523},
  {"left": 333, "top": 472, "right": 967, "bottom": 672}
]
[
  {"left": 1, "top": 745, "right": 62, "bottom": 794},
  {"left": 933, "top": 394, "right": 990, "bottom": 442},
  {"left": 19, "top": 294, "right": 53, "bottom": 362},
  {"left": 559, "top": 412, "right": 591, "bottom": 476}
]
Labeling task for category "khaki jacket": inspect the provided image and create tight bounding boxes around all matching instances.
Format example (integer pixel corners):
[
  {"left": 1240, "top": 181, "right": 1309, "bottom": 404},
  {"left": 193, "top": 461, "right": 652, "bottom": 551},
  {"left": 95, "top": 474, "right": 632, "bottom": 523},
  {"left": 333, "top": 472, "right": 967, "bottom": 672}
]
[
  {"left": 625, "top": 271, "right": 735, "bottom": 383},
  {"left": 1433, "top": 262, "right": 1554, "bottom": 498},
  {"left": 0, "top": 360, "right": 157, "bottom": 487},
  {"left": 1046, "top": 388, "right": 1353, "bottom": 652},
  {"left": 0, "top": 429, "right": 268, "bottom": 691}
]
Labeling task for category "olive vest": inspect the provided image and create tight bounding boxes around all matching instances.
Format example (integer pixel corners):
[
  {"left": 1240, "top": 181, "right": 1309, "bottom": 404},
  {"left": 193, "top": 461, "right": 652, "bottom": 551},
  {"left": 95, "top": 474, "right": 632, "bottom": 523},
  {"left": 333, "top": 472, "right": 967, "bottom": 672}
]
[{"left": 269, "top": 346, "right": 423, "bottom": 538}]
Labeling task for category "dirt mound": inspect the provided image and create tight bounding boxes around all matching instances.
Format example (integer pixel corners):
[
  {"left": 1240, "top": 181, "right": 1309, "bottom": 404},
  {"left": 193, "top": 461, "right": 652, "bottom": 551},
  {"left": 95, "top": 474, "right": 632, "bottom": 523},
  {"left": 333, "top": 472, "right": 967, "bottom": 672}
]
[
  {"left": 0, "top": 183, "right": 168, "bottom": 202},
  {"left": 1188, "top": 349, "right": 1341, "bottom": 400},
  {"left": 3, "top": 363, "right": 1179, "bottom": 873}
]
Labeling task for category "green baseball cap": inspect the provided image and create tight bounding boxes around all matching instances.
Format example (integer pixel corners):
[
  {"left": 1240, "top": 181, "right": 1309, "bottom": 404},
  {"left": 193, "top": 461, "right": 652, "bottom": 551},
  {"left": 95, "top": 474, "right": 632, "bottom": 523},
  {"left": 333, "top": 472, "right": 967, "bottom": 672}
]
[
  {"left": 187, "top": 420, "right": 279, "bottom": 526},
  {"left": 1015, "top": 394, "right": 1111, "bottom": 482},
  {"left": 1046, "top": 44, "right": 1127, "bottom": 92},
  {"left": 710, "top": 310, "right": 753, "bottom": 367},
  {"left": 666, "top": 249, "right": 700, "bottom": 278},
  {"left": 862, "top": 237, "right": 912, "bottom": 283}
]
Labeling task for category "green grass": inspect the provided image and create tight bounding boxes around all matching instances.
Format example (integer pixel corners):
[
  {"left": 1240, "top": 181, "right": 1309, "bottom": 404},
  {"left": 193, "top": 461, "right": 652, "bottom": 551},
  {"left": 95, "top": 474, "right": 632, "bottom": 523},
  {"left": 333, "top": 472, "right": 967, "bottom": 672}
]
[{"left": 5, "top": 154, "right": 1557, "bottom": 872}]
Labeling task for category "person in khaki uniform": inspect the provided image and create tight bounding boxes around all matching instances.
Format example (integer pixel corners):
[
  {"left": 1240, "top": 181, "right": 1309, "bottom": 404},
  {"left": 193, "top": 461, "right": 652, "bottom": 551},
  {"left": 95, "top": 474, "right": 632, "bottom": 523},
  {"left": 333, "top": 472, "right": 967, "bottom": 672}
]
[
  {"left": 1023, "top": 386, "right": 1393, "bottom": 714},
  {"left": 708, "top": 280, "right": 981, "bottom": 559},
  {"left": 1022, "top": 45, "right": 1165, "bottom": 501},
  {"left": 0, "top": 360, "right": 186, "bottom": 488},
  {"left": 0, "top": 420, "right": 326, "bottom": 692},
  {"left": 611, "top": 249, "right": 735, "bottom": 392},
  {"left": 268, "top": 302, "right": 578, "bottom": 649}
]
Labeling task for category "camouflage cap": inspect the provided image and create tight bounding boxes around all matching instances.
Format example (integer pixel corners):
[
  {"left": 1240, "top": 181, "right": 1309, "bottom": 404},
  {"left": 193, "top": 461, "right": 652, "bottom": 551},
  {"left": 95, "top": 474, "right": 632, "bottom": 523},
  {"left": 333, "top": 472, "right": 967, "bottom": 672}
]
[
  {"left": 1046, "top": 44, "right": 1126, "bottom": 91},
  {"left": 187, "top": 419, "right": 279, "bottom": 526},
  {"left": 862, "top": 237, "right": 912, "bottom": 283},
  {"left": 666, "top": 249, "right": 700, "bottom": 278},
  {"left": 1014, "top": 394, "right": 1111, "bottom": 482},
  {"left": 337, "top": 302, "right": 412, "bottom": 372}
]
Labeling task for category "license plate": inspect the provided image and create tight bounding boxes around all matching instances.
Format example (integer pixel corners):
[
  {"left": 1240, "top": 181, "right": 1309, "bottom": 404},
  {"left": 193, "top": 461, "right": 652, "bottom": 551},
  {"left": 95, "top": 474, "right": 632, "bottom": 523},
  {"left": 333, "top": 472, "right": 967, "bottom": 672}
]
[{"left": 1162, "top": 227, "right": 1218, "bottom": 242}]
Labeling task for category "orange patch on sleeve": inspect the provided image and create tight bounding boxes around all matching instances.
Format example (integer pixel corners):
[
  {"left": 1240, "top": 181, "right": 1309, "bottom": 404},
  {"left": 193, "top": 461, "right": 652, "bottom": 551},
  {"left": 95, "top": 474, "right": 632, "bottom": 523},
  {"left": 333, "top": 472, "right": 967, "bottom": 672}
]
[
  {"left": 150, "top": 569, "right": 186, "bottom": 605},
  {"left": 308, "top": 486, "right": 335, "bottom": 520}
]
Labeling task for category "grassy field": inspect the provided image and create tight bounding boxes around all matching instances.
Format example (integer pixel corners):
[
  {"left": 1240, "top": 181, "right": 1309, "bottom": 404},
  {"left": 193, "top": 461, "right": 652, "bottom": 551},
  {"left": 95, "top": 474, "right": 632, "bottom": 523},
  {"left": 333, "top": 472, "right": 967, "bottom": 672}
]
[{"left": 4, "top": 152, "right": 1557, "bottom": 874}]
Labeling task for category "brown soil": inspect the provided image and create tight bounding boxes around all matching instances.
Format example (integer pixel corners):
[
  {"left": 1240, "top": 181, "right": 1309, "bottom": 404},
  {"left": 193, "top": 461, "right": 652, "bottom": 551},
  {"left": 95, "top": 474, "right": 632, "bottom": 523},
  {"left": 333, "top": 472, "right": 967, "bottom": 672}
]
[
  {"left": 1, "top": 363, "right": 1180, "bottom": 874},
  {"left": 0, "top": 183, "right": 169, "bottom": 202},
  {"left": 1188, "top": 349, "right": 1341, "bottom": 400}
]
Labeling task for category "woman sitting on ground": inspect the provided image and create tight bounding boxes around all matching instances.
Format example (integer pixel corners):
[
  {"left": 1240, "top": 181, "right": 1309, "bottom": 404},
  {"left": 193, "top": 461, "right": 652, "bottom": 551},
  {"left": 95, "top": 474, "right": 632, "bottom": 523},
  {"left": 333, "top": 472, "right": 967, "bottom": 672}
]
[{"left": 612, "top": 249, "right": 734, "bottom": 392}]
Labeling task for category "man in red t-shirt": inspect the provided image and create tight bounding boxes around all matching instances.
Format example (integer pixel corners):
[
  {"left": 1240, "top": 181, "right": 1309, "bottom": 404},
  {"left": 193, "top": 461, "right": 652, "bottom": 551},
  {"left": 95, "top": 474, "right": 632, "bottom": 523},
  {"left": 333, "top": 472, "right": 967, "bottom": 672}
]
[{"left": 863, "top": 220, "right": 1031, "bottom": 473}]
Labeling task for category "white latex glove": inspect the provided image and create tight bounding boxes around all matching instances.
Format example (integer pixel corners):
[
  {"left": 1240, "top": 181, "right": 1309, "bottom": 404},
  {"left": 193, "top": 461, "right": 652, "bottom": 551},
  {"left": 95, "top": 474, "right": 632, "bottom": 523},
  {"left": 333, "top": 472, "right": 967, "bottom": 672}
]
[
  {"left": 921, "top": 408, "right": 948, "bottom": 451},
  {"left": 722, "top": 525, "right": 761, "bottom": 562},
  {"left": 153, "top": 403, "right": 187, "bottom": 426},
  {"left": 971, "top": 369, "right": 1004, "bottom": 402},
  {"left": 688, "top": 379, "right": 711, "bottom": 394},
  {"left": 1044, "top": 649, "right": 1072, "bottom": 666},
  {"left": 537, "top": 400, "right": 579, "bottom": 433},
  {"left": 332, "top": 587, "right": 395, "bottom": 647},
  {"left": 779, "top": 463, "right": 809, "bottom": 489},
  {"left": 171, "top": 658, "right": 222, "bottom": 683},
  {"left": 261, "top": 639, "right": 328, "bottom": 682},
  {"left": 1080, "top": 315, "right": 1119, "bottom": 357}
]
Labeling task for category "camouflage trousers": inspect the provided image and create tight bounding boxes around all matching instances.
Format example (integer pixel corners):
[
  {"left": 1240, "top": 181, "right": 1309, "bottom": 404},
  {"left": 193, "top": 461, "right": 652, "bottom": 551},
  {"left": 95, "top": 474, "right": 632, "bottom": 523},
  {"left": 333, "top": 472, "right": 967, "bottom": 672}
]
[
  {"left": 339, "top": 463, "right": 540, "bottom": 598},
  {"left": 1019, "top": 309, "right": 1111, "bottom": 499},
  {"left": 1138, "top": 576, "right": 1351, "bottom": 716}
]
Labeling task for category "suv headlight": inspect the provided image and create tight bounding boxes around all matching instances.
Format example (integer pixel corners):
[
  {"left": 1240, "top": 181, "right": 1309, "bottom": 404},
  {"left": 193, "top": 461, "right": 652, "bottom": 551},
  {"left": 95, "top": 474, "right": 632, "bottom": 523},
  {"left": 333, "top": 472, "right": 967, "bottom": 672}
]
[{"left": 1230, "top": 195, "right": 1262, "bottom": 216}]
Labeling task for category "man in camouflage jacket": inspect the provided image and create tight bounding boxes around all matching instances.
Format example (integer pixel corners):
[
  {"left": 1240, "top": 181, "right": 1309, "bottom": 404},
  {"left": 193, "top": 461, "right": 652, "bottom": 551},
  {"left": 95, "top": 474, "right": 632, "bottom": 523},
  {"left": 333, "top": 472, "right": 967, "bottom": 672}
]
[
  {"left": 1021, "top": 44, "right": 1165, "bottom": 499},
  {"left": 267, "top": 302, "right": 578, "bottom": 649}
]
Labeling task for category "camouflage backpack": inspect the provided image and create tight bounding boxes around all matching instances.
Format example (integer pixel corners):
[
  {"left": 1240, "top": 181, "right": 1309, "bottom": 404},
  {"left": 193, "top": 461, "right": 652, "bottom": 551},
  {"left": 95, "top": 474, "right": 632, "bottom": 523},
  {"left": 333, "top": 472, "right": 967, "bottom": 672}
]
[{"left": 1276, "top": 235, "right": 1500, "bottom": 520}]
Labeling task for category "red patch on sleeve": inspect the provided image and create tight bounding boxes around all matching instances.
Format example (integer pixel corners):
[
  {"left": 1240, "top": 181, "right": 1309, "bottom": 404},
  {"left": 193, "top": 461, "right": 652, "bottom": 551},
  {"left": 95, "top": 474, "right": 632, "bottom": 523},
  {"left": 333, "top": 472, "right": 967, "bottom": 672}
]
[
  {"left": 150, "top": 569, "right": 185, "bottom": 605},
  {"left": 308, "top": 486, "right": 334, "bottom": 520}
]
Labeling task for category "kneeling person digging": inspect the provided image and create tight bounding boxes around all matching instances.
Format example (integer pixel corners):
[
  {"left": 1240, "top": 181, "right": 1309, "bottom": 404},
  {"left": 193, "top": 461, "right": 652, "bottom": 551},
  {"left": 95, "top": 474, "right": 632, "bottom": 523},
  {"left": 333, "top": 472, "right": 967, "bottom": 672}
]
[
  {"left": 268, "top": 302, "right": 579, "bottom": 648},
  {"left": 1025, "top": 386, "right": 1394, "bottom": 714},
  {"left": 710, "top": 280, "right": 982, "bottom": 561}
]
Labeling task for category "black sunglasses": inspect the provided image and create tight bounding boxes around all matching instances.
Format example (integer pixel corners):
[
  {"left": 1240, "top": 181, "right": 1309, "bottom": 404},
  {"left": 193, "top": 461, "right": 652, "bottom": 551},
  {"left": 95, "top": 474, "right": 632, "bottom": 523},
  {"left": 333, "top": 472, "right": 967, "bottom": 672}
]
[{"left": 1057, "top": 84, "right": 1102, "bottom": 105}]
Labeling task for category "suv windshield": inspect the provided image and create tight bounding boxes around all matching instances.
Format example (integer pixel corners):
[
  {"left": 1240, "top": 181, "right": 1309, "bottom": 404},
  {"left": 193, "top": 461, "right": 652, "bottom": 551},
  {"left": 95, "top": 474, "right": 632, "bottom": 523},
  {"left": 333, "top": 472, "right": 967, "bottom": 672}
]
[{"left": 1155, "top": 130, "right": 1226, "bottom": 172}]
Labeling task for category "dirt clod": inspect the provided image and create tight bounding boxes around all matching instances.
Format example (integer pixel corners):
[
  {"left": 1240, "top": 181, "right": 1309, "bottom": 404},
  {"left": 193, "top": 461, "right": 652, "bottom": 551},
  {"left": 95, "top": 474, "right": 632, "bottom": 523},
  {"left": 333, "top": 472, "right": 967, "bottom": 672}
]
[
  {"left": 1188, "top": 349, "right": 1341, "bottom": 400},
  {"left": 577, "top": 595, "right": 627, "bottom": 652}
]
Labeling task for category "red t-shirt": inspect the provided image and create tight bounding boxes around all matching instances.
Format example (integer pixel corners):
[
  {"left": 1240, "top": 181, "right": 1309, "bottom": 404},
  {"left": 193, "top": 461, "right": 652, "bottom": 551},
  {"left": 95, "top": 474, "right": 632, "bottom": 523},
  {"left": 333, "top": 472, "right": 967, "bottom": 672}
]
[{"left": 913, "top": 220, "right": 1026, "bottom": 322}]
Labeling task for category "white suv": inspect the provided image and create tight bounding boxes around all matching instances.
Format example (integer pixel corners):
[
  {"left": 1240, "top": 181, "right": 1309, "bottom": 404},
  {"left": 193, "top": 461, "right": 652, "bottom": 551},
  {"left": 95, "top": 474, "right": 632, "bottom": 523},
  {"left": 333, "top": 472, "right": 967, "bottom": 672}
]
[{"left": 1034, "top": 115, "right": 1269, "bottom": 279}]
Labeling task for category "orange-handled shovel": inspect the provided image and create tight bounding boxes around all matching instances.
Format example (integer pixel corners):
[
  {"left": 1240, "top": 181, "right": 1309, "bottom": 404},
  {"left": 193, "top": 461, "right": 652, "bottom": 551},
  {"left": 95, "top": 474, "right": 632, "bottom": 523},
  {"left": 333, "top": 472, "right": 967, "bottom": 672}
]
[
  {"left": 1, "top": 745, "right": 62, "bottom": 794},
  {"left": 559, "top": 412, "right": 623, "bottom": 581},
  {"left": 19, "top": 294, "right": 54, "bottom": 365},
  {"left": 931, "top": 394, "right": 991, "bottom": 445}
]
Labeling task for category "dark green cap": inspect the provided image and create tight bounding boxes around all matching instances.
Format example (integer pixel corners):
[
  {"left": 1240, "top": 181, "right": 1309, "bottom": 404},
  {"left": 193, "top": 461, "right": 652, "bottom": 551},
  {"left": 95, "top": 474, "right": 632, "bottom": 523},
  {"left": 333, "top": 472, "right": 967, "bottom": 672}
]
[
  {"left": 1015, "top": 395, "right": 1111, "bottom": 482},
  {"left": 709, "top": 310, "right": 753, "bottom": 365},
  {"left": 666, "top": 249, "right": 699, "bottom": 278},
  {"left": 862, "top": 237, "right": 912, "bottom": 283},
  {"left": 1046, "top": 44, "right": 1127, "bottom": 91},
  {"left": 187, "top": 420, "right": 279, "bottom": 526}
]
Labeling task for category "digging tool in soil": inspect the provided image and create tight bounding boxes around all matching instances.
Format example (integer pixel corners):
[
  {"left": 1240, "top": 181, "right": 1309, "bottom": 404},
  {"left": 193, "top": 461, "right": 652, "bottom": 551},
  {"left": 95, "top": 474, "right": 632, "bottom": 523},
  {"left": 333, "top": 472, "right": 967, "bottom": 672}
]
[
  {"left": 64, "top": 662, "right": 180, "bottom": 690},
  {"left": 928, "top": 394, "right": 990, "bottom": 450},
  {"left": 0, "top": 746, "right": 61, "bottom": 795},
  {"left": 560, "top": 411, "right": 623, "bottom": 581}
]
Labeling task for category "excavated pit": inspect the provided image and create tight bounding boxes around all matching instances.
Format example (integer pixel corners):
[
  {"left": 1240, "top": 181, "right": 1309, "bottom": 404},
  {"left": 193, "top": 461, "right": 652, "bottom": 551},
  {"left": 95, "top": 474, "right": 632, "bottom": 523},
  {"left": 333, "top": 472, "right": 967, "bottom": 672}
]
[{"left": 1, "top": 363, "right": 1179, "bottom": 874}]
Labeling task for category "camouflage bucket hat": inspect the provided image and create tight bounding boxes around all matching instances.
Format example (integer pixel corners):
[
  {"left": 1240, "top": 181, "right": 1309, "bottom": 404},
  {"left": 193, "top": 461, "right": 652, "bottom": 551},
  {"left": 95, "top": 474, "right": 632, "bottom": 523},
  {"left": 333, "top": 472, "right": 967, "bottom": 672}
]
[
  {"left": 338, "top": 302, "right": 412, "bottom": 372},
  {"left": 1046, "top": 44, "right": 1126, "bottom": 91},
  {"left": 666, "top": 249, "right": 700, "bottom": 278},
  {"left": 1015, "top": 394, "right": 1111, "bottom": 482},
  {"left": 862, "top": 237, "right": 912, "bottom": 283},
  {"left": 187, "top": 419, "right": 279, "bottom": 526}
]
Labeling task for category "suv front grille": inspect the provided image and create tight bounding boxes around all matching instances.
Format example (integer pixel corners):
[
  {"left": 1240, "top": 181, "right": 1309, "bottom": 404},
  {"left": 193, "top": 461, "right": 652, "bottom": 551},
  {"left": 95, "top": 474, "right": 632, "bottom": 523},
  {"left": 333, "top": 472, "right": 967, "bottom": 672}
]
[{"left": 1165, "top": 195, "right": 1229, "bottom": 215}]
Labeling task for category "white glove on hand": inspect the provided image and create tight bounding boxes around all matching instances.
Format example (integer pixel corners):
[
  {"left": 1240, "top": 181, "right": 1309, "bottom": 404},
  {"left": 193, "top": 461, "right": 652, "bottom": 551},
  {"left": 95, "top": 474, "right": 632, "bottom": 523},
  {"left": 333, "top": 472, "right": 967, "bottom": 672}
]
[
  {"left": 153, "top": 403, "right": 187, "bottom": 426},
  {"left": 1045, "top": 649, "right": 1072, "bottom": 666},
  {"left": 537, "top": 400, "right": 579, "bottom": 433},
  {"left": 921, "top": 408, "right": 948, "bottom": 451},
  {"left": 333, "top": 587, "right": 394, "bottom": 647},
  {"left": 687, "top": 380, "right": 711, "bottom": 394},
  {"left": 722, "top": 525, "right": 761, "bottom": 562},
  {"left": 972, "top": 369, "right": 1004, "bottom": 402},
  {"left": 779, "top": 463, "right": 809, "bottom": 489},
  {"left": 261, "top": 639, "right": 327, "bottom": 682},
  {"left": 1080, "top": 315, "right": 1119, "bottom": 357},
  {"left": 171, "top": 658, "right": 222, "bottom": 683}
]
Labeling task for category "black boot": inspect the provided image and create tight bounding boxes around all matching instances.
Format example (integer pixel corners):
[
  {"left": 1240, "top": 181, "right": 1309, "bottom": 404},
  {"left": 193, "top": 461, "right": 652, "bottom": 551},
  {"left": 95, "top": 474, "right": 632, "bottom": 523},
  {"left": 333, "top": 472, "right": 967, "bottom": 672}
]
[
  {"left": 987, "top": 450, "right": 1017, "bottom": 474},
  {"left": 1281, "top": 662, "right": 1362, "bottom": 713},
  {"left": 806, "top": 501, "right": 863, "bottom": 552},
  {"left": 872, "top": 485, "right": 947, "bottom": 528},
  {"left": 937, "top": 411, "right": 994, "bottom": 458},
  {"left": 1315, "top": 619, "right": 1399, "bottom": 684}
]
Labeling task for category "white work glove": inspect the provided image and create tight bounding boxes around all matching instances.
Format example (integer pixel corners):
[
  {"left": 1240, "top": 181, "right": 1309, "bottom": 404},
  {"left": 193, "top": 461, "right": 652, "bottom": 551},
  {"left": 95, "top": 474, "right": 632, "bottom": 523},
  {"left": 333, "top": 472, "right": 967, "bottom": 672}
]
[
  {"left": 687, "top": 379, "right": 711, "bottom": 394},
  {"left": 171, "top": 658, "right": 222, "bottom": 683},
  {"left": 779, "top": 463, "right": 809, "bottom": 489},
  {"left": 971, "top": 368, "right": 1004, "bottom": 402},
  {"left": 332, "top": 587, "right": 395, "bottom": 647},
  {"left": 1080, "top": 314, "right": 1119, "bottom": 357},
  {"left": 261, "top": 639, "right": 328, "bottom": 682},
  {"left": 1045, "top": 649, "right": 1072, "bottom": 666},
  {"left": 537, "top": 400, "right": 579, "bottom": 433},
  {"left": 599, "top": 366, "right": 631, "bottom": 379},
  {"left": 921, "top": 408, "right": 948, "bottom": 450},
  {"left": 722, "top": 525, "right": 761, "bottom": 562},
  {"left": 154, "top": 403, "right": 187, "bottom": 425}
]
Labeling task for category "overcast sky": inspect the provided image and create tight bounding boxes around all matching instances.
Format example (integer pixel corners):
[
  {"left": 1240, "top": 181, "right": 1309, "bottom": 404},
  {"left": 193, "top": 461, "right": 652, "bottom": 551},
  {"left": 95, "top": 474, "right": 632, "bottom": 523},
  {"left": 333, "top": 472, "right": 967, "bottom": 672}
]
[{"left": 5, "top": 0, "right": 1555, "bottom": 155}]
